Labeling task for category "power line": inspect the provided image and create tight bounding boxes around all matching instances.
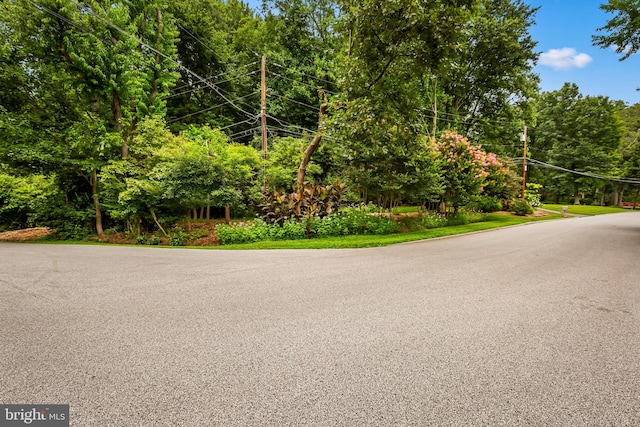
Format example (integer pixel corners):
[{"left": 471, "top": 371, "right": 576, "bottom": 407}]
[
  {"left": 72, "top": 0, "right": 257, "bottom": 120},
  {"left": 267, "top": 70, "right": 336, "bottom": 95},
  {"left": 267, "top": 93, "right": 321, "bottom": 111},
  {"left": 166, "top": 94, "right": 261, "bottom": 124},
  {"left": 269, "top": 62, "right": 336, "bottom": 88},
  {"left": 170, "top": 62, "right": 260, "bottom": 93},
  {"left": 167, "top": 71, "right": 259, "bottom": 98},
  {"left": 526, "top": 158, "right": 640, "bottom": 184}
]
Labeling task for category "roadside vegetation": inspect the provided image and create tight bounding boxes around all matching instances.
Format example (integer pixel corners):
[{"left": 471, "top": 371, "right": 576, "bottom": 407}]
[
  {"left": 541, "top": 204, "right": 632, "bottom": 216},
  {"left": 1, "top": 0, "right": 639, "bottom": 248}
]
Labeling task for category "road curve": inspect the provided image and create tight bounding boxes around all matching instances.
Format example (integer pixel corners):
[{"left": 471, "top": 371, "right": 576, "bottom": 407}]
[{"left": 1, "top": 213, "right": 639, "bottom": 426}]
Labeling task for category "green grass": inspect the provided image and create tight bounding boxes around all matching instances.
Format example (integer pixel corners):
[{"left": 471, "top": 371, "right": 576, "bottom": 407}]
[
  {"left": 211, "top": 213, "right": 559, "bottom": 249},
  {"left": 17, "top": 212, "right": 560, "bottom": 250},
  {"left": 541, "top": 203, "right": 630, "bottom": 216},
  {"left": 392, "top": 205, "right": 421, "bottom": 214}
]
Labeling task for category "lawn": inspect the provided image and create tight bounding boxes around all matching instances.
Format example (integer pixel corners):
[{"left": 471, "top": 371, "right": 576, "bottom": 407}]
[
  {"left": 541, "top": 204, "right": 631, "bottom": 216},
  {"left": 212, "top": 212, "right": 559, "bottom": 249}
]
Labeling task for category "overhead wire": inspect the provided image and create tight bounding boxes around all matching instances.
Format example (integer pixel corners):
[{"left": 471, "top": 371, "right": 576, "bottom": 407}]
[
  {"left": 167, "top": 70, "right": 260, "bottom": 98},
  {"left": 267, "top": 93, "right": 321, "bottom": 111},
  {"left": 166, "top": 94, "right": 261, "bottom": 124},
  {"left": 69, "top": 0, "right": 257, "bottom": 120},
  {"left": 269, "top": 62, "right": 336, "bottom": 88},
  {"left": 526, "top": 158, "right": 640, "bottom": 184},
  {"left": 267, "top": 71, "right": 337, "bottom": 95}
]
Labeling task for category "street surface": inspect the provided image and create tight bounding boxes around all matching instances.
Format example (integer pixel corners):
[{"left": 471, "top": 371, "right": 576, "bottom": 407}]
[{"left": 1, "top": 213, "right": 639, "bottom": 426}]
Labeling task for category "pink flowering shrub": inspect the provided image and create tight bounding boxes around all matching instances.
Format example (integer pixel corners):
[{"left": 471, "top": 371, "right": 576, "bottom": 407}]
[{"left": 432, "top": 131, "right": 513, "bottom": 210}]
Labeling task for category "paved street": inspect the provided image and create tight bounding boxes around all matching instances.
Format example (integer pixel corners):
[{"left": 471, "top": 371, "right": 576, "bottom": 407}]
[{"left": 1, "top": 213, "right": 639, "bottom": 426}]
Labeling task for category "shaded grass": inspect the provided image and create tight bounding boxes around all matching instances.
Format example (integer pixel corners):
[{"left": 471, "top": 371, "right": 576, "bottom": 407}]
[
  {"left": 541, "top": 203, "right": 630, "bottom": 216},
  {"left": 213, "top": 213, "right": 559, "bottom": 249}
]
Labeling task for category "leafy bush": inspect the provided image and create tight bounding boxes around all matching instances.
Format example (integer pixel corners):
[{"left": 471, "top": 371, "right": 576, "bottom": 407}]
[
  {"left": 169, "top": 229, "right": 189, "bottom": 246},
  {"left": 524, "top": 183, "right": 543, "bottom": 207},
  {"left": 446, "top": 212, "right": 470, "bottom": 226},
  {"left": 189, "top": 228, "right": 210, "bottom": 240},
  {"left": 135, "top": 235, "right": 146, "bottom": 245},
  {"left": 471, "top": 196, "right": 502, "bottom": 212},
  {"left": 215, "top": 209, "right": 401, "bottom": 245},
  {"left": 148, "top": 236, "right": 162, "bottom": 245},
  {"left": 511, "top": 199, "right": 534, "bottom": 216},
  {"left": 260, "top": 180, "right": 346, "bottom": 224}
]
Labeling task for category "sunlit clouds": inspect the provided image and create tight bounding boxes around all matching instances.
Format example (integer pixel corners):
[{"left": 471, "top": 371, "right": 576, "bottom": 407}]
[{"left": 539, "top": 47, "right": 593, "bottom": 70}]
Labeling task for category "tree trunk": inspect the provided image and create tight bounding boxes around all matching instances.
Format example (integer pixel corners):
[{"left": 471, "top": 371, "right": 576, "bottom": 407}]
[
  {"left": 296, "top": 103, "right": 328, "bottom": 189},
  {"left": 573, "top": 181, "right": 580, "bottom": 205},
  {"left": 225, "top": 206, "right": 231, "bottom": 224},
  {"left": 150, "top": 209, "right": 168, "bottom": 237},
  {"left": 91, "top": 169, "right": 104, "bottom": 235}
]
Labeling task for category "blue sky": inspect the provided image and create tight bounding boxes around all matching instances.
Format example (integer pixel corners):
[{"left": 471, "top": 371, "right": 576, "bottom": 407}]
[
  {"left": 246, "top": 0, "right": 639, "bottom": 105},
  {"left": 526, "top": 0, "right": 639, "bottom": 105}
]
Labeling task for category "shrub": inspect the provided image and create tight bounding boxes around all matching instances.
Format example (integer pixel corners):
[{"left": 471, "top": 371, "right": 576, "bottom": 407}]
[
  {"left": 511, "top": 199, "right": 534, "bottom": 216},
  {"left": 471, "top": 196, "right": 502, "bottom": 213},
  {"left": 260, "top": 180, "right": 346, "bottom": 224},
  {"left": 446, "top": 212, "right": 470, "bottom": 226},
  {"left": 148, "top": 236, "right": 161, "bottom": 245},
  {"left": 169, "top": 229, "right": 189, "bottom": 246}
]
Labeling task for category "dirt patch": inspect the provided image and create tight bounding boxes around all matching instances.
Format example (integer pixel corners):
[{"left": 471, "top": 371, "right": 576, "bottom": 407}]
[
  {"left": 90, "top": 220, "right": 222, "bottom": 246},
  {"left": 0, "top": 227, "right": 53, "bottom": 241}
]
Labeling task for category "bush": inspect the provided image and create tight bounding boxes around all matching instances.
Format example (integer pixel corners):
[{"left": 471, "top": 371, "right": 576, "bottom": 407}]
[
  {"left": 169, "top": 229, "right": 189, "bottom": 246},
  {"left": 148, "top": 236, "right": 162, "bottom": 245},
  {"left": 471, "top": 196, "right": 502, "bottom": 213},
  {"left": 511, "top": 199, "right": 534, "bottom": 216},
  {"left": 446, "top": 212, "right": 470, "bottom": 226},
  {"left": 214, "top": 209, "right": 401, "bottom": 245}
]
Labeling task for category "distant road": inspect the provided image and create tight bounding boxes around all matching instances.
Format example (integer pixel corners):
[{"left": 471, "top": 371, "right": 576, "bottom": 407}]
[{"left": 1, "top": 213, "right": 639, "bottom": 426}]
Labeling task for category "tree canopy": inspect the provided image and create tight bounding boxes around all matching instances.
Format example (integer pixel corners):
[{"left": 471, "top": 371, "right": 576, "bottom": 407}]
[{"left": 0, "top": 0, "right": 638, "bottom": 237}]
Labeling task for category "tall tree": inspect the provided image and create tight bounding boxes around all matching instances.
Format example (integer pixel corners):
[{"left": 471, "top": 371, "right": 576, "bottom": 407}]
[
  {"left": 0, "top": 0, "right": 180, "bottom": 234},
  {"left": 532, "top": 83, "right": 625, "bottom": 204}
]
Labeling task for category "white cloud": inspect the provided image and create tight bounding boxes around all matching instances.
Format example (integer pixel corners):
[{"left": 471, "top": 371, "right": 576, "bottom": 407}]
[{"left": 539, "top": 48, "right": 593, "bottom": 70}]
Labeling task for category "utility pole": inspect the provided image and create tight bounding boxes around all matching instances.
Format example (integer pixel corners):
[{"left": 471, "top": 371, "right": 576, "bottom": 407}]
[
  {"left": 261, "top": 56, "right": 267, "bottom": 155},
  {"left": 521, "top": 125, "right": 528, "bottom": 199}
]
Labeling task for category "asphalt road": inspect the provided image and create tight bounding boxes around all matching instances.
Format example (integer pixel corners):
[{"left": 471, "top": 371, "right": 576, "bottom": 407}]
[{"left": 1, "top": 213, "right": 639, "bottom": 426}]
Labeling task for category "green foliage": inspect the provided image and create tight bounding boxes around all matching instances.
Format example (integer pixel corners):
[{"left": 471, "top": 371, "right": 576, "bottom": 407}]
[
  {"left": 471, "top": 196, "right": 503, "bottom": 213},
  {"left": 532, "top": 83, "right": 625, "bottom": 204},
  {"left": 215, "top": 208, "right": 400, "bottom": 244},
  {"left": 511, "top": 199, "right": 534, "bottom": 216},
  {"left": 524, "top": 183, "right": 543, "bottom": 207},
  {"left": 432, "top": 131, "right": 509, "bottom": 210},
  {"left": 169, "top": 229, "right": 189, "bottom": 246},
  {"left": 265, "top": 136, "right": 323, "bottom": 189},
  {"left": 593, "top": 0, "right": 640, "bottom": 60}
]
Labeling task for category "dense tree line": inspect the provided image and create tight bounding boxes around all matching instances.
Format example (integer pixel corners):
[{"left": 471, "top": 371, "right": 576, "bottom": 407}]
[{"left": 1, "top": 0, "right": 639, "bottom": 237}]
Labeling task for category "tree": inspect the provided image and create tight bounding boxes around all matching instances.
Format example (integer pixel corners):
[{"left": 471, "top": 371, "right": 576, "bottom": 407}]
[
  {"left": 436, "top": 0, "right": 539, "bottom": 156},
  {"left": 0, "top": 0, "right": 180, "bottom": 234},
  {"left": 532, "top": 83, "right": 625, "bottom": 204},
  {"left": 431, "top": 131, "right": 508, "bottom": 211},
  {"left": 593, "top": 0, "right": 640, "bottom": 60}
]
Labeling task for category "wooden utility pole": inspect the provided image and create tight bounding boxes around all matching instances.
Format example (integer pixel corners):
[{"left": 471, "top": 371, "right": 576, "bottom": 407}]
[
  {"left": 261, "top": 56, "right": 267, "bottom": 154},
  {"left": 521, "top": 125, "right": 528, "bottom": 199}
]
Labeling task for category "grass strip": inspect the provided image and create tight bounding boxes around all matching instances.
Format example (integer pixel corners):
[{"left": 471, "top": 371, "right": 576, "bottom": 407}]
[{"left": 541, "top": 204, "right": 630, "bottom": 216}]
